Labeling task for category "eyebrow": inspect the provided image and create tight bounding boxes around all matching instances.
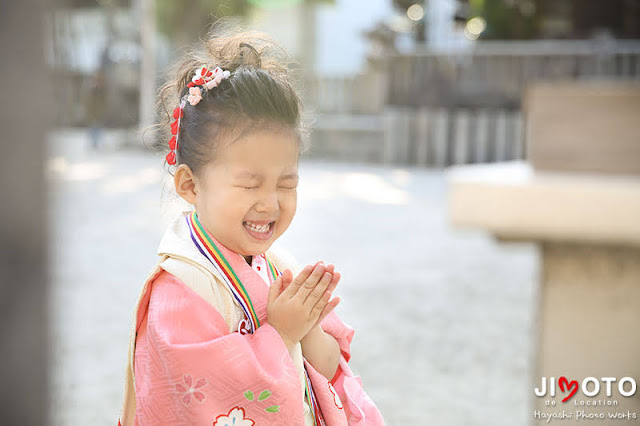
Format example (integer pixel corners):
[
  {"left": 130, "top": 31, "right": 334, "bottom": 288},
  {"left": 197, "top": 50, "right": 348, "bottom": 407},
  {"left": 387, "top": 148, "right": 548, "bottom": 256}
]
[
  {"left": 280, "top": 172, "right": 300, "bottom": 180},
  {"left": 234, "top": 171, "right": 259, "bottom": 179},
  {"left": 234, "top": 171, "right": 299, "bottom": 180}
]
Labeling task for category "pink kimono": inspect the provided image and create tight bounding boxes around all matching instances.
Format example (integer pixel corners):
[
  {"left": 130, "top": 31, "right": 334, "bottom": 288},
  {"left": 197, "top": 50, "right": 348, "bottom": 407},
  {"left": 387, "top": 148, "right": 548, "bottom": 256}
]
[{"left": 117, "top": 209, "right": 385, "bottom": 425}]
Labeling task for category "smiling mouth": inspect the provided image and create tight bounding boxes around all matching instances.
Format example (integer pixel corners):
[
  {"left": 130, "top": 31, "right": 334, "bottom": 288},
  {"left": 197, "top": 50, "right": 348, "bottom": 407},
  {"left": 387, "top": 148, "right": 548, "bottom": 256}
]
[{"left": 242, "top": 221, "right": 275, "bottom": 235}]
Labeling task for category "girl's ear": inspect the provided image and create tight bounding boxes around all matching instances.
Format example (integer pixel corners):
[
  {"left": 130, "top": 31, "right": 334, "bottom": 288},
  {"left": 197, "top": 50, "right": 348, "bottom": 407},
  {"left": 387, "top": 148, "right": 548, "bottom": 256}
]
[{"left": 174, "top": 164, "right": 198, "bottom": 205}]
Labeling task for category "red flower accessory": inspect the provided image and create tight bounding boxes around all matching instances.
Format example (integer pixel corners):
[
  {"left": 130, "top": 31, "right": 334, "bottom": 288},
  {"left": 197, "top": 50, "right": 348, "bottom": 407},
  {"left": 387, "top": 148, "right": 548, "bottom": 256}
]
[
  {"left": 165, "top": 99, "right": 185, "bottom": 165},
  {"left": 166, "top": 65, "right": 231, "bottom": 166}
]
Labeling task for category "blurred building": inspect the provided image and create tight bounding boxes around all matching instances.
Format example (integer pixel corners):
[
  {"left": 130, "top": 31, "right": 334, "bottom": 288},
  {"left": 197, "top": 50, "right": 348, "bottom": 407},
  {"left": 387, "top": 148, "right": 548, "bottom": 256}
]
[
  {"left": 308, "top": 0, "right": 640, "bottom": 166},
  {"left": 48, "top": 0, "right": 640, "bottom": 165},
  {"left": 49, "top": 0, "right": 142, "bottom": 128}
]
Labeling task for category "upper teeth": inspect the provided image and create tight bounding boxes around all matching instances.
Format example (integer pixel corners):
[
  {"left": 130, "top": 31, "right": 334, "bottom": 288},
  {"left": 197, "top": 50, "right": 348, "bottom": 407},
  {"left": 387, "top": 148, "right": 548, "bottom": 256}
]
[{"left": 245, "top": 222, "right": 271, "bottom": 233}]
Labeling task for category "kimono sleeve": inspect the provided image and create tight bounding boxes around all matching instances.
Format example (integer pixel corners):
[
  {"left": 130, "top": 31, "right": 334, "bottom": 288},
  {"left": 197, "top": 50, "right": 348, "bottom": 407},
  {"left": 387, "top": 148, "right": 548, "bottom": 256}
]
[
  {"left": 318, "top": 309, "right": 355, "bottom": 386},
  {"left": 319, "top": 309, "right": 355, "bottom": 364},
  {"left": 318, "top": 309, "right": 386, "bottom": 425},
  {"left": 134, "top": 270, "right": 305, "bottom": 425}
]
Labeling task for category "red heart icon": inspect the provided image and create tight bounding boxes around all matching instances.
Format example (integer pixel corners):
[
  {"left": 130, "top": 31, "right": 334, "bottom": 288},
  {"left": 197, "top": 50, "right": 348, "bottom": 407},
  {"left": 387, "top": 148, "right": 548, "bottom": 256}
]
[{"left": 558, "top": 376, "right": 578, "bottom": 402}]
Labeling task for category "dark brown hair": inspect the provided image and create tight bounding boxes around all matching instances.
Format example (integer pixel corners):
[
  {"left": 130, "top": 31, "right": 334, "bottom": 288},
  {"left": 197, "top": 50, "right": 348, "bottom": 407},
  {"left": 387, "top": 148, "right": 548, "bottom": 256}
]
[{"left": 155, "top": 19, "right": 310, "bottom": 178}]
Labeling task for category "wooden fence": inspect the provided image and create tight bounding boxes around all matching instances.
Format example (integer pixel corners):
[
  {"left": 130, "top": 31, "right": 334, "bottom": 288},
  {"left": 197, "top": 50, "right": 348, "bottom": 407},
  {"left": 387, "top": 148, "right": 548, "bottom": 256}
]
[
  {"left": 308, "top": 107, "right": 524, "bottom": 167},
  {"left": 383, "top": 106, "right": 524, "bottom": 166},
  {"left": 305, "top": 40, "right": 640, "bottom": 167}
]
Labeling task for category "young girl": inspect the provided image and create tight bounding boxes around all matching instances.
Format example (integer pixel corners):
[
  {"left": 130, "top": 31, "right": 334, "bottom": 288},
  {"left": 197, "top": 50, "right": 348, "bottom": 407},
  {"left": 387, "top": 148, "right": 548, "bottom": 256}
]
[{"left": 117, "top": 26, "right": 385, "bottom": 425}]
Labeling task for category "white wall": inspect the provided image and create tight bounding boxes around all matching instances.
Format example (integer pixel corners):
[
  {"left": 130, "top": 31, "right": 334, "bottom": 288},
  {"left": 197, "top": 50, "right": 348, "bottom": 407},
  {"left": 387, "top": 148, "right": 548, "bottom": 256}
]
[
  {"left": 249, "top": 0, "right": 393, "bottom": 77},
  {"left": 315, "top": 0, "right": 392, "bottom": 76}
]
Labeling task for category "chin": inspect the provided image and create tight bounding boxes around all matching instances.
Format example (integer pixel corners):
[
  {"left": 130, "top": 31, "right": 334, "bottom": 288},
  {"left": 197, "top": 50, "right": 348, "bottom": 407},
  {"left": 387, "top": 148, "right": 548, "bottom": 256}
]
[
  {"left": 253, "top": 241, "right": 273, "bottom": 253},
  {"left": 238, "top": 240, "right": 270, "bottom": 255}
]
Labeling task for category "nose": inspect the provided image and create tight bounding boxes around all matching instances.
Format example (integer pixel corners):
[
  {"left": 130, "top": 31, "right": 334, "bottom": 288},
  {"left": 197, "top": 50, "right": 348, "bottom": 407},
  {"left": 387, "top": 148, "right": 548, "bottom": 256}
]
[{"left": 255, "top": 189, "right": 279, "bottom": 213}]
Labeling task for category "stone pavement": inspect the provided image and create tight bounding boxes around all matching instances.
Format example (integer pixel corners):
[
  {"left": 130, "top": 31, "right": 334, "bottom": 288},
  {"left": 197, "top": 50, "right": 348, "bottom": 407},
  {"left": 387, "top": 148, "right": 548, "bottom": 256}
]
[{"left": 47, "top": 128, "right": 538, "bottom": 425}]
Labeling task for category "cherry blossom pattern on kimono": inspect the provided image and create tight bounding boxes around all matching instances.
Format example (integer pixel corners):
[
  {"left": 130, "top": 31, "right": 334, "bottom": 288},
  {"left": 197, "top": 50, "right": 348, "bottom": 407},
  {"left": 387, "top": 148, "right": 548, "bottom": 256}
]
[
  {"left": 175, "top": 374, "right": 208, "bottom": 405},
  {"left": 210, "top": 388, "right": 281, "bottom": 425},
  {"left": 212, "top": 406, "right": 254, "bottom": 426}
]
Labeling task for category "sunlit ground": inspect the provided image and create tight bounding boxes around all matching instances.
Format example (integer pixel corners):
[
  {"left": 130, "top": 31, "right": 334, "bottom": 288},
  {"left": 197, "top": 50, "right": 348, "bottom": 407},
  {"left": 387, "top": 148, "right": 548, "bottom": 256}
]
[{"left": 47, "top": 128, "right": 538, "bottom": 425}]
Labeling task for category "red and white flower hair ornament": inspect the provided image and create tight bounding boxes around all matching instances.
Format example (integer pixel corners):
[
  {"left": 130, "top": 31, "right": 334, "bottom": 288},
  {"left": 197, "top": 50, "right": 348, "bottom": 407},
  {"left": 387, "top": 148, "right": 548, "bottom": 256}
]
[
  {"left": 187, "top": 66, "right": 231, "bottom": 89},
  {"left": 187, "top": 87, "right": 202, "bottom": 106},
  {"left": 166, "top": 65, "right": 231, "bottom": 165}
]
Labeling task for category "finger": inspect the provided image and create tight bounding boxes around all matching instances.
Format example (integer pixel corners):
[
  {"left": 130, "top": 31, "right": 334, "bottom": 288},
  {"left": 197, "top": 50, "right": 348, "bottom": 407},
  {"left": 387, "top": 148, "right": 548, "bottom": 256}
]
[
  {"left": 325, "top": 264, "right": 335, "bottom": 274},
  {"left": 278, "top": 269, "right": 293, "bottom": 294},
  {"left": 325, "top": 271, "right": 340, "bottom": 295},
  {"left": 317, "top": 271, "right": 339, "bottom": 303},
  {"left": 310, "top": 287, "right": 334, "bottom": 319},
  {"left": 316, "top": 296, "right": 340, "bottom": 326},
  {"left": 295, "top": 263, "right": 327, "bottom": 301},
  {"left": 327, "top": 296, "right": 340, "bottom": 312},
  {"left": 282, "top": 265, "right": 313, "bottom": 298},
  {"left": 268, "top": 273, "right": 282, "bottom": 305},
  {"left": 304, "top": 270, "right": 332, "bottom": 311}
]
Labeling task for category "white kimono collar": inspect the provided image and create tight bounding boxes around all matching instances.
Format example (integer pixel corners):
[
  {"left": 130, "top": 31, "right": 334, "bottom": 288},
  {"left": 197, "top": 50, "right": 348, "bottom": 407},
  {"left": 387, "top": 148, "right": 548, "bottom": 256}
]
[
  {"left": 157, "top": 209, "right": 226, "bottom": 279},
  {"left": 156, "top": 208, "right": 274, "bottom": 280}
]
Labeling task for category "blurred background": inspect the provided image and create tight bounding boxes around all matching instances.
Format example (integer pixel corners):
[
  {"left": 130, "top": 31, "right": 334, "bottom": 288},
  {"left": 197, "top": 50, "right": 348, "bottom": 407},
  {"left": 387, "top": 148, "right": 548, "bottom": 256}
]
[{"left": 2, "top": 0, "right": 639, "bottom": 425}]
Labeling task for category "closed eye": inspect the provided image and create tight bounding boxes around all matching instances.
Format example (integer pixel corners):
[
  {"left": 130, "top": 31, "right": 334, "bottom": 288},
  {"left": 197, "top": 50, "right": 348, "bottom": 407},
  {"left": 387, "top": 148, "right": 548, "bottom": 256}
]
[{"left": 236, "top": 185, "right": 296, "bottom": 190}]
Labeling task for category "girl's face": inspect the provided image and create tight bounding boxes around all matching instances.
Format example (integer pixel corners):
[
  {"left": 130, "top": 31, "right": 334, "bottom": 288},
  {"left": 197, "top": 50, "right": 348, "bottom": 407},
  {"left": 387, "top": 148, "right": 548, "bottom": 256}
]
[{"left": 175, "top": 128, "right": 299, "bottom": 260}]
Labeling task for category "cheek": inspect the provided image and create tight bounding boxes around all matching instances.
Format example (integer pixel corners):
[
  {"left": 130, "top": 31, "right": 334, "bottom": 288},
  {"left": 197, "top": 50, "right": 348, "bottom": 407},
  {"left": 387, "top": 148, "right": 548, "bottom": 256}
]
[
  {"left": 281, "top": 192, "right": 297, "bottom": 218},
  {"left": 230, "top": 194, "right": 255, "bottom": 221},
  {"left": 203, "top": 190, "right": 248, "bottom": 225}
]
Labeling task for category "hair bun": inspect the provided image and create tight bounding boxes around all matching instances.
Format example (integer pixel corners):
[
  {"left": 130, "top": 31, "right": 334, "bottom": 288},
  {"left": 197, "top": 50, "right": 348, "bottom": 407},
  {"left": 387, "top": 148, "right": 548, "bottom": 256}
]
[
  {"left": 202, "top": 23, "right": 293, "bottom": 84},
  {"left": 237, "top": 42, "right": 262, "bottom": 68}
]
